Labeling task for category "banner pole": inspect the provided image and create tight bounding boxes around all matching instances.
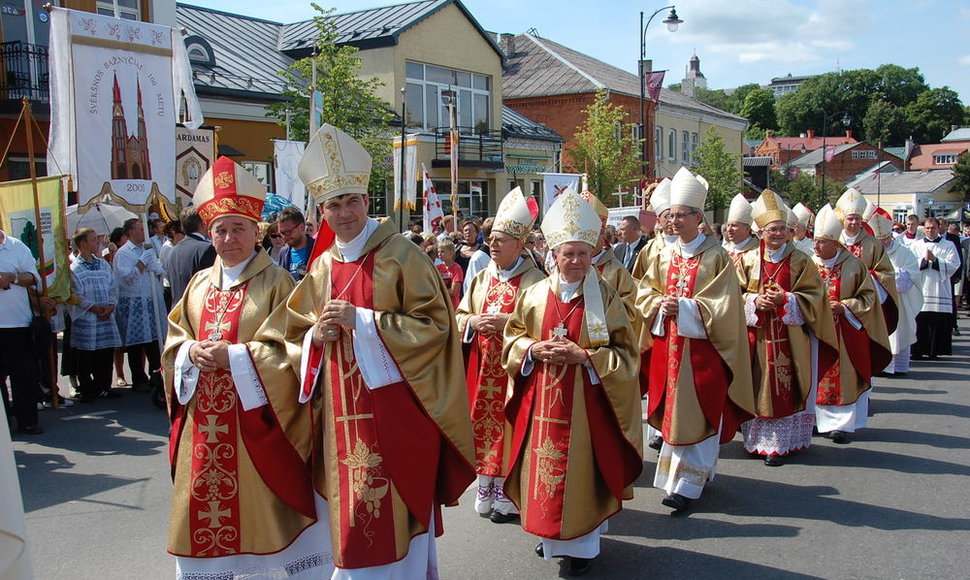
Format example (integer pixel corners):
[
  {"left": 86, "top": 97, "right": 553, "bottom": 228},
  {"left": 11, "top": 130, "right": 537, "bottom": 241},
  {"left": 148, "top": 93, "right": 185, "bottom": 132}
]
[{"left": 141, "top": 211, "right": 167, "bottom": 362}]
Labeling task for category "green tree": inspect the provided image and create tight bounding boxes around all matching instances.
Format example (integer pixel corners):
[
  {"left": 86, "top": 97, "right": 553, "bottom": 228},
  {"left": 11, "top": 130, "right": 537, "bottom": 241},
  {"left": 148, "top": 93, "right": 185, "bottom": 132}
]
[
  {"left": 692, "top": 126, "right": 740, "bottom": 212},
  {"left": 566, "top": 90, "right": 641, "bottom": 205},
  {"left": 692, "top": 87, "right": 733, "bottom": 113},
  {"left": 863, "top": 100, "right": 908, "bottom": 146},
  {"left": 952, "top": 152, "right": 970, "bottom": 202},
  {"left": 739, "top": 88, "right": 778, "bottom": 139},
  {"left": 267, "top": 4, "right": 393, "bottom": 194},
  {"left": 730, "top": 83, "right": 762, "bottom": 115},
  {"left": 769, "top": 169, "right": 828, "bottom": 212},
  {"left": 872, "top": 64, "right": 928, "bottom": 107},
  {"left": 905, "top": 87, "right": 966, "bottom": 143}
]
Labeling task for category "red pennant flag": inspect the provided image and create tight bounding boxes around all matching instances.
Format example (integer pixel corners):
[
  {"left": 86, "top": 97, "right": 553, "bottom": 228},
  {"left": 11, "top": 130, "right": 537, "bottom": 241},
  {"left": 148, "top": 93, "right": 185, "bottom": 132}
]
[
  {"left": 307, "top": 220, "right": 334, "bottom": 267},
  {"left": 645, "top": 71, "right": 665, "bottom": 102}
]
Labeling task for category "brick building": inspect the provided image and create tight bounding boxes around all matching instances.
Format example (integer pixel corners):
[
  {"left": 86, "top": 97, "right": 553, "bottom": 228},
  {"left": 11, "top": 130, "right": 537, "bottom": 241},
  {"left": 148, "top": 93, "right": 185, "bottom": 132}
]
[
  {"left": 787, "top": 142, "right": 902, "bottom": 184},
  {"left": 755, "top": 129, "right": 857, "bottom": 168}
]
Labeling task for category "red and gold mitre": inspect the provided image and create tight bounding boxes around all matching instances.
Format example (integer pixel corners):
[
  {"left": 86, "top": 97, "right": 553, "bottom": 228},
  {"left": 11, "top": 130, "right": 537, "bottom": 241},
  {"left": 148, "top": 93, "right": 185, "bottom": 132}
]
[
  {"left": 580, "top": 190, "right": 609, "bottom": 228},
  {"left": 194, "top": 156, "right": 266, "bottom": 227}
]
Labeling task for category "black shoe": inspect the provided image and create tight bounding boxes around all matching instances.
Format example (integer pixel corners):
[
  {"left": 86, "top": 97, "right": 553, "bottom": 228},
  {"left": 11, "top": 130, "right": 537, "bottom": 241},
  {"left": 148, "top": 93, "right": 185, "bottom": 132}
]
[
  {"left": 827, "top": 430, "right": 849, "bottom": 444},
  {"left": 567, "top": 557, "right": 593, "bottom": 576},
  {"left": 764, "top": 455, "right": 785, "bottom": 466},
  {"left": 648, "top": 435, "right": 663, "bottom": 450},
  {"left": 535, "top": 543, "right": 544, "bottom": 558},
  {"left": 489, "top": 510, "right": 520, "bottom": 524},
  {"left": 99, "top": 390, "right": 122, "bottom": 399},
  {"left": 661, "top": 493, "right": 691, "bottom": 511}
]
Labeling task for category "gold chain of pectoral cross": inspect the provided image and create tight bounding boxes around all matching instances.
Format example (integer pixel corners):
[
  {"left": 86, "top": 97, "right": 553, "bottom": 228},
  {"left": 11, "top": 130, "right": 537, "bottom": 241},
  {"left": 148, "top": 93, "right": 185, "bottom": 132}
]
[
  {"left": 550, "top": 292, "right": 582, "bottom": 341},
  {"left": 205, "top": 286, "right": 241, "bottom": 341}
]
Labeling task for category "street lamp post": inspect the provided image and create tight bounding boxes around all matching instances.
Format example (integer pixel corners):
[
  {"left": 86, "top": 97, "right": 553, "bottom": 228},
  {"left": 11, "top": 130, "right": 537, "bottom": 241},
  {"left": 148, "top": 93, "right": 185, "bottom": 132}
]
[
  {"left": 639, "top": 6, "right": 682, "bottom": 178},
  {"left": 819, "top": 110, "right": 852, "bottom": 203}
]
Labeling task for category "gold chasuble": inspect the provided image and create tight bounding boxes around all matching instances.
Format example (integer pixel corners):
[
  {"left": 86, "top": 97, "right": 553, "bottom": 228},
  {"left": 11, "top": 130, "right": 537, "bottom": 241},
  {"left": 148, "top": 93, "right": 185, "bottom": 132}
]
[
  {"left": 456, "top": 257, "right": 545, "bottom": 477},
  {"left": 595, "top": 250, "right": 642, "bottom": 337},
  {"left": 841, "top": 229, "right": 900, "bottom": 336},
  {"left": 727, "top": 235, "right": 760, "bottom": 273},
  {"left": 739, "top": 244, "right": 839, "bottom": 417},
  {"left": 814, "top": 251, "right": 892, "bottom": 406},
  {"left": 502, "top": 276, "right": 643, "bottom": 540},
  {"left": 636, "top": 236, "right": 756, "bottom": 445},
  {"left": 631, "top": 235, "right": 666, "bottom": 280},
  {"left": 260, "top": 219, "right": 475, "bottom": 569},
  {"left": 164, "top": 251, "right": 315, "bottom": 557}
]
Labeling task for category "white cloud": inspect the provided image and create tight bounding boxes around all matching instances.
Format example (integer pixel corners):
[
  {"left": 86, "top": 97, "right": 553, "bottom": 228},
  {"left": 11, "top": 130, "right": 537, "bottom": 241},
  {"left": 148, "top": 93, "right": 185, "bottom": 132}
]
[{"left": 958, "top": 55, "right": 970, "bottom": 67}]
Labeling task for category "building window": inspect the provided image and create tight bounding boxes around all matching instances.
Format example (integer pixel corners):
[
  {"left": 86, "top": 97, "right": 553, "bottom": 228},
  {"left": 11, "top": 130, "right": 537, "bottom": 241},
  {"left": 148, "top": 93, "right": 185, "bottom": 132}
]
[
  {"left": 655, "top": 127, "right": 663, "bottom": 160},
  {"left": 933, "top": 153, "right": 958, "bottom": 165},
  {"left": 405, "top": 61, "right": 491, "bottom": 134},
  {"left": 7, "top": 157, "right": 47, "bottom": 181},
  {"left": 241, "top": 161, "right": 272, "bottom": 191},
  {"left": 430, "top": 180, "right": 489, "bottom": 218},
  {"left": 851, "top": 150, "right": 877, "bottom": 160},
  {"left": 668, "top": 129, "right": 676, "bottom": 162},
  {"left": 892, "top": 209, "right": 910, "bottom": 223},
  {"left": 682, "top": 131, "right": 690, "bottom": 165},
  {"left": 691, "top": 133, "right": 699, "bottom": 162},
  {"left": 96, "top": 0, "right": 141, "bottom": 20}
]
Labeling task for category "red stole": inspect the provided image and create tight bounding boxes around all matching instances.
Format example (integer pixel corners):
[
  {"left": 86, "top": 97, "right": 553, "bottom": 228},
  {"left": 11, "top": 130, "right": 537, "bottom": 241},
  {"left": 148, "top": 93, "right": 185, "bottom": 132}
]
[
  {"left": 304, "top": 252, "right": 465, "bottom": 568},
  {"left": 648, "top": 254, "right": 734, "bottom": 444},
  {"left": 466, "top": 274, "right": 523, "bottom": 476},
  {"left": 750, "top": 256, "right": 798, "bottom": 417},
  {"left": 847, "top": 241, "right": 899, "bottom": 335},
  {"left": 816, "top": 264, "right": 872, "bottom": 405},
  {"left": 169, "top": 282, "right": 314, "bottom": 558}
]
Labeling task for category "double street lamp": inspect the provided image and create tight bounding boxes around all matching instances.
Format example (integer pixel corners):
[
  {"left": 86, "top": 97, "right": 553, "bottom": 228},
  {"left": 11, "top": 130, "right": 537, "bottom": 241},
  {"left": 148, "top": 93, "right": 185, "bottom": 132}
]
[
  {"left": 819, "top": 111, "right": 853, "bottom": 202},
  {"left": 639, "top": 6, "right": 683, "bottom": 178}
]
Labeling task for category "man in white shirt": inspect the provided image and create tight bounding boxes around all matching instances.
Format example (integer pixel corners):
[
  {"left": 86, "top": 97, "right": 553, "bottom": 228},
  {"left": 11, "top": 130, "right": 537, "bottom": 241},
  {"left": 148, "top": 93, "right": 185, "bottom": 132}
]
[{"left": 0, "top": 229, "right": 42, "bottom": 434}]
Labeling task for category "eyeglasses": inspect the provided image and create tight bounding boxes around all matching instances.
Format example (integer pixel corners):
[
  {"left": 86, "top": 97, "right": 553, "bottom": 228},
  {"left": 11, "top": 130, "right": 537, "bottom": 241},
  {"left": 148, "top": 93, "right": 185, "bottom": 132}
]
[
  {"left": 763, "top": 226, "right": 789, "bottom": 234},
  {"left": 668, "top": 211, "right": 698, "bottom": 220},
  {"left": 269, "top": 234, "right": 281, "bottom": 239}
]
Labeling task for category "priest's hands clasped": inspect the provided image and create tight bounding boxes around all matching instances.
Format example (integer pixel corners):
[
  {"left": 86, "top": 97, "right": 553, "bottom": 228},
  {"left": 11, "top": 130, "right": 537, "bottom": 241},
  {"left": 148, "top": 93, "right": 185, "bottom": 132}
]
[
  {"left": 660, "top": 295, "right": 680, "bottom": 317},
  {"left": 756, "top": 288, "right": 786, "bottom": 311},
  {"left": 533, "top": 337, "right": 587, "bottom": 365},
  {"left": 190, "top": 341, "right": 230, "bottom": 373},
  {"left": 471, "top": 313, "right": 509, "bottom": 336},
  {"left": 313, "top": 300, "right": 357, "bottom": 344}
]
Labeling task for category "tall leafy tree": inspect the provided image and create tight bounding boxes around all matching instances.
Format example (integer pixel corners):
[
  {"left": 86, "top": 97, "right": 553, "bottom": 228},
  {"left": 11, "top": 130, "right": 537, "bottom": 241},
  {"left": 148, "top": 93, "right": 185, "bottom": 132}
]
[
  {"left": 905, "top": 87, "right": 966, "bottom": 143},
  {"left": 952, "top": 152, "right": 970, "bottom": 203},
  {"left": 770, "top": 169, "right": 829, "bottom": 212},
  {"left": 863, "top": 100, "right": 908, "bottom": 146},
  {"left": 267, "top": 4, "right": 393, "bottom": 193},
  {"left": 566, "top": 90, "right": 641, "bottom": 205},
  {"left": 692, "top": 126, "right": 740, "bottom": 212},
  {"left": 872, "top": 64, "right": 928, "bottom": 107},
  {"left": 739, "top": 88, "right": 778, "bottom": 139}
]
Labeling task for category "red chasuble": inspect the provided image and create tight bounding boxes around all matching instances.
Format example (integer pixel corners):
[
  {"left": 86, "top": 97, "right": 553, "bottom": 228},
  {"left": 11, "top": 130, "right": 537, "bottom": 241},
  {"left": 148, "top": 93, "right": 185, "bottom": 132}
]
[
  {"left": 846, "top": 241, "right": 900, "bottom": 336},
  {"left": 750, "top": 257, "right": 799, "bottom": 417},
  {"left": 168, "top": 283, "right": 314, "bottom": 557},
  {"left": 648, "top": 254, "right": 737, "bottom": 444},
  {"left": 301, "top": 251, "right": 469, "bottom": 569},
  {"left": 504, "top": 290, "right": 637, "bottom": 539},
  {"left": 466, "top": 276, "right": 524, "bottom": 476},
  {"left": 815, "top": 263, "right": 880, "bottom": 405}
]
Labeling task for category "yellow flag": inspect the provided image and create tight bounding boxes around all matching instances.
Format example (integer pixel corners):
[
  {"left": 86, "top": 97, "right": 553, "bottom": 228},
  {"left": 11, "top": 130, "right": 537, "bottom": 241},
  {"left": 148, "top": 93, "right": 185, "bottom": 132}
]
[{"left": 0, "top": 176, "right": 71, "bottom": 301}]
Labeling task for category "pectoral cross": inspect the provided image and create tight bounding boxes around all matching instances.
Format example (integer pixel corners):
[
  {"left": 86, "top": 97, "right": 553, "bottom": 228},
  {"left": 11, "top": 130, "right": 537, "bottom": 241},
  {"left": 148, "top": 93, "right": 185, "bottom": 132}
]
[
  {"left": 551, "top": 325, "right": 569, "bottom": 340},
  {"left": 198, "top": 500, "right": 231, "bottom": 528},
  {"left": 205, "top": 319, "right": 231, "bottom": 341}
]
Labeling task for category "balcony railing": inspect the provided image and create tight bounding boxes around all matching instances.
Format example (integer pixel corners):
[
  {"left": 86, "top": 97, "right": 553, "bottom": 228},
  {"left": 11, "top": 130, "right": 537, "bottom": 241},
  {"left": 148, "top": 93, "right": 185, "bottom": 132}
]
[
  {"left": 0, "top": 41, "right": 49, "bottom": 102},
  {"left": 431, "top": 126, "right": 504, "bottom": 171}
]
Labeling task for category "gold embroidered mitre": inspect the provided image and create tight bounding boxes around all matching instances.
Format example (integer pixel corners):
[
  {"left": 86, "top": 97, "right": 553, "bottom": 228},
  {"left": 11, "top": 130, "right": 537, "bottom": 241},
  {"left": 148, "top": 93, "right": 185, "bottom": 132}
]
[
  {"left": 579, "top": 190, "right": 609, "bottom": 228},
  {"left": 834, "top": 187, "right": 867, "bottom": 220},
  {"left": 194, "top": 156, "right": 266, "bottom": 227},
  {"left": 727, "top": 193, "right": 753, "bottom": 225},
  {"left": 542, "top": 188, "right": 601, "bottom": 249},
  {"left": 299, "top": 124, "right": 372, "bottom": 204},
  {"left": 751, "top": 189, "right": 790, "bottom": 229},
  {"left": 814, "top": 204, "right": 843, "bottom": 241},
  {"left": 669, "top": 166, "right": 708, "bottom": 210},
  {"left": 866, "top": 206, "right": 894, "bottom": 239},
  {"left": 493, "top": 187, "right": 539, "bottom": 241}
]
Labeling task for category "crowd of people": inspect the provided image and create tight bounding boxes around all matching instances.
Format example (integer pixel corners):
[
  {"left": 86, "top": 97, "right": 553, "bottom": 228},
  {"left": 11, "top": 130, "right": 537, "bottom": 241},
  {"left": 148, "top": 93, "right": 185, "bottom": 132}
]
[{"left": 2, "top": 121, "right": 968, "bottom": 579}]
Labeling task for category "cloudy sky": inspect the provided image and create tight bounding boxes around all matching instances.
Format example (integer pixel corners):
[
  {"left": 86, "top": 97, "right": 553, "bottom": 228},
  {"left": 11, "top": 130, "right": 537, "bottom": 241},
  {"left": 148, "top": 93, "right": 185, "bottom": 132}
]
[{"left": 186, "top": 0, "right": 970, "bottom": 104}]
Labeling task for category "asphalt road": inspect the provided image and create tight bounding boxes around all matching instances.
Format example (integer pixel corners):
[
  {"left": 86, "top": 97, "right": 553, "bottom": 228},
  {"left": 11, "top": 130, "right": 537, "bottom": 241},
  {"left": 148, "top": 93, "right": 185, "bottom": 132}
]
[{"left": 11, "top": 319, "right": 970, "bottom": 579}]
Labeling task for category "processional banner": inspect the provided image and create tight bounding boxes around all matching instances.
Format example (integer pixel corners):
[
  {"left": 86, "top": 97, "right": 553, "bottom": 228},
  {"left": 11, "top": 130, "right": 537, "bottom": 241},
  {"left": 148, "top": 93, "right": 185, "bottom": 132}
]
[
  {"left": 175, "top": 125, "right": 215, "bottom": 205},
  {"left": 47, "top": 7, "right": 202, "bottom": 212},
  {"left": 0, "top": 177, "right": 71, "bottom": 301}
]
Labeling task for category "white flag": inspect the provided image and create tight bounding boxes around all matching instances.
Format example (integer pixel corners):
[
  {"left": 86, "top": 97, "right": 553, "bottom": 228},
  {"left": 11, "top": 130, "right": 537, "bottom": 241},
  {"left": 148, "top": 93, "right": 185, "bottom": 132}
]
[
  {"left": 540, "top": 173, "right": 581, "bottom": 215},
  {"left": 47, "top": 7, "right": 202, "bottom": 210},
  {"left": 392, "top": 134, "right": 419, "bottom": 211},
  {"left": 421, "top": 164, "right": 444, "bottom": 234},
  {"left": 273, "top": 139, "right": 307, "bottom": 212}
]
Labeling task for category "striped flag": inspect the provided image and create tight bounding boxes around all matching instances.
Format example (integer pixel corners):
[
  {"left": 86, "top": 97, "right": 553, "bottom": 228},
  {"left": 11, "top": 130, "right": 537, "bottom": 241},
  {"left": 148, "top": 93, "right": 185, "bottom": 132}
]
[{"left": 422, "top": 164, "right": 445, "bottom": 233}]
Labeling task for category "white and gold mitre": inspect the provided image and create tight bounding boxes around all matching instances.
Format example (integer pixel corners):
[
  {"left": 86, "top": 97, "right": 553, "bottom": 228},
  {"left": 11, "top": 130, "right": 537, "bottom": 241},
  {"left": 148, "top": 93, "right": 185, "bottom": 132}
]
[
  {"left": 542, "top": 188, "right": 601, "bottom": 249},
  {"left": 866, "top": 206, "right": 894, "bottom": 239},
  {"left": 493, "top": 186, "right": 538, "bottom": 241},
  {"left": 727, "top": 193, "right": 753, "bottom": 225},
  {"left": 792, "top": 203, "right": 814, "bottom": 227},
  {"left": 862, "top": 198, "right": 876, "bottom": 221},
  {"left": 669, "top": 166, "right": 707, "bottom": 210},
  {"left": 298, "top": 124, "right": 372, "bottom": 204},
  {"left": 580, "top": 190, "right": 609, "bottom": 227},
  {"left": 814, "top": 204, "right": 843, "bottom": 241},
  {"left": 835, "top": 187, "right": 867, "bottom": 219},
  {"left": 649, "top": 178, "right": 672, "bottom": 215},
  {"left": 751, "top": 189, "right": 790, "bottom": 229}
]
